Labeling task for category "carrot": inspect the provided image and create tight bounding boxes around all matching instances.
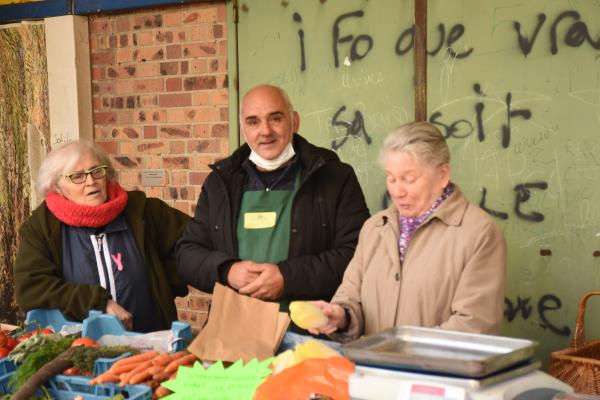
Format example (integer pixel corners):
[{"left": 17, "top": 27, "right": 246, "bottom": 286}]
[
  {"left": 148, "top": 365, "right": 163, "bottom": 376},
  {"left": 89, "top": 372, "right": 112, "bottom": 385},
  {"left": 152, "top": 372, "right": 171, "bottom": 382},
  {"left": 151, "top": 352, "right": 172, "bottom": 366},
  {"left": 119, "top": 360, "right": 153, "bottom": 387},
  {"left": 102, "top": 374, "right": 121, "bottom": 384},
  {"left": 165, "top": 351, "right": 187, "bottom": 364},
  {"left": 164, "top": 354, "right": 197, "bottom": 374},
  {"left": 149, "top": 352, "right": 188, "bottom": 377},
  {"left": 129, "top": 369, "right": 152, "bottom": 384},
  {"left": 89, "top": 373, "right": 120, "bottom": 385},
  {"left": 112, "top": 351, "right": 159, "bottom": 369},
  {"left": 154, "top": 385, "right": 172, "bottom": 399},
  {"left": 109, "top": 362, "right": 139, "bottom": 375}
]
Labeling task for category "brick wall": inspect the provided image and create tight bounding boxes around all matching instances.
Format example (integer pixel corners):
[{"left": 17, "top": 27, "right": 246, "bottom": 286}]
[{"left": 89, "top": 1, "right": 229, "bottom": 331}]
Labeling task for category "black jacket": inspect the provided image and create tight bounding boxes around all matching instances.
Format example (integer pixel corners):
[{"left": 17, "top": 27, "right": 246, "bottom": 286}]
[{"left": 176, "top": 134, "right": 370, "bottom": 300}]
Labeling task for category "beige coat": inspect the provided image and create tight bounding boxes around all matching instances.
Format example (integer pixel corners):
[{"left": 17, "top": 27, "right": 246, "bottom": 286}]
[{"left": 331, "top": 187, "right": 506, "bottom": 342}]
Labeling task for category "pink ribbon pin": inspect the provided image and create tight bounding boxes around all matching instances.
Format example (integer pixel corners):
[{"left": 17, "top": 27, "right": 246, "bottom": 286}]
[{"left": 111, "top": 252, "right": 124, "bottom": 271}]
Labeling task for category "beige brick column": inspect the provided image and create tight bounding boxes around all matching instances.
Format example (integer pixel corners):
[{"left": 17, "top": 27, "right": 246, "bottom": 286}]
[{"left": 45, "top": 15, "right": 93, "bottom": 144}]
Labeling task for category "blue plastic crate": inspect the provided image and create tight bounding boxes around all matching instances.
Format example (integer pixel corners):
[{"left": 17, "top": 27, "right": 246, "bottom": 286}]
[
  {"left": 0, "top": 356, "right": 16, "bottom": 395},
  {"left": 83, "top": 310, "right": 192, "bottom": 351},
  {"left": 23, "top": 309, "right": 192, "bottom": 351},
  {"left": 0, "top": 370, "right": 14, "bottom": 395},
  {"left": 0, "top": 357, "right": 16, "bottom": 377},
  {"left": 0, "top": 310, "right": 80, "bottom": 395},
  {"left": 0, "top": 372, "right": 151, "bottom": 398},
  {"left": 47, "top": 375, "right": 151, "bottom": 400},
  {"left": 82, "top": 310, "right": 139, "bottom": 340},
  {"left": 0, "top": 355, "right": 135, "bottom": 395},
  {"left": 25, "top": 308, "right": 81, "bottom": 333},
  {"left": 0, "top": 356, "right": 155, "bottom": 396},
  {"left": 170, "top": 321, "right": 192, "bottom": 352},
  {"left": 92, "top": 352, "right": 132, "bottom": 376}
]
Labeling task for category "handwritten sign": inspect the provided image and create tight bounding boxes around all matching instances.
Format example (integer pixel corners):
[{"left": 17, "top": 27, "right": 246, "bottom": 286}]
[{"left": 161, "top": 358, "right": 273, "bottom": 400}]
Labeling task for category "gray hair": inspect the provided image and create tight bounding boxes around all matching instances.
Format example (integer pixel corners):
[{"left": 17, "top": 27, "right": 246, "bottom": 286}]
[
  {"left": 379, "top": 121, "right": 450, "bottom": 167},
  {"left": 239, "top": 84, "right": 295, "bottom": 121},
  {"left": 37, "top": 141, "right": 115, "bottom": 198}
]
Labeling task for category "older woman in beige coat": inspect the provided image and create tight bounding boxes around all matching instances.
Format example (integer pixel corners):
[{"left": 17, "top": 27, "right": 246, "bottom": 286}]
[{"left": 310, "top": 121, "right": 506, "bottom": 341}]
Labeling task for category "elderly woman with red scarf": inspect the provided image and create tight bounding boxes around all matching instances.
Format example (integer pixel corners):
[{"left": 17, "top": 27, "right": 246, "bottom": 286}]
[{"left": 14, "top": 141, "right": 190, "bottom": 332}]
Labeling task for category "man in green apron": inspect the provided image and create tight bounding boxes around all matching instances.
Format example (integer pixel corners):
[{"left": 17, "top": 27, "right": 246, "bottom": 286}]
[{"left": 177, "top": 84, "right": 369, "bottom": 332}]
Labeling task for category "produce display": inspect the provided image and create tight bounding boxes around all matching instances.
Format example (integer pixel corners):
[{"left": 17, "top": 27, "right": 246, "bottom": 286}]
[
  {"left": 0, "top": 329, "right": 138, "bottom": 400},
  {"left": 0, "top": 315, "right": 202, "bottom": 399},
  {"left": 90, "top": 351, "right": 197, "bottom": 398},
  {"left": 0, "top": 309, "right": 353, "bottom": 400}
]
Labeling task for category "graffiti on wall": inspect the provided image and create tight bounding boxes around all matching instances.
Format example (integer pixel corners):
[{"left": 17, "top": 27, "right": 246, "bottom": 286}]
[
  {"left": 293, "top": 9, "right": 599, "bottom": 70},
  {"left": 243, "top": 3, "right": 600, "bottom": 339},
  {"left": 505, "top": 294, "right": 571, "bottom": 336}
]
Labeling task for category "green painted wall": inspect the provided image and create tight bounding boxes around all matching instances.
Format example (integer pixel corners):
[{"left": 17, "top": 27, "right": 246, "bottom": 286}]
[
  {"left": 234, "top": 0, "right": 415, "bottom": 212},
  {"left": 427, "top": 1, "right": 600, "bottom": 364},
  {"left": 229, "top": 0, "right": 600, "bottom": 364}
]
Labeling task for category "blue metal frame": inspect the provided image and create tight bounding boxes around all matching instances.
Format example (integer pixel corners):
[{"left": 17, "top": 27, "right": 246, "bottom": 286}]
[
  {"left": 74, "top": 0, "right": 206, "bottom": 15},
  {"left": 0, "top": 0, "right": 210, "bottom": 24},
  {"left": 0, "top": 0, "right": 71, "bottom": 24}
]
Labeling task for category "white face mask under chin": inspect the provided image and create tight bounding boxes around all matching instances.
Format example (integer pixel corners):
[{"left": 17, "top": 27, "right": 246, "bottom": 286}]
[{"left": 248, "top": 141, "right": 296, "bottom": 171}]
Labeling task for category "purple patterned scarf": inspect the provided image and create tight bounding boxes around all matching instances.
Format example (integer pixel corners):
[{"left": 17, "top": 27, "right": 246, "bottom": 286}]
[{"left": 398, "top": 183, "right": 455, "bottom": 265}]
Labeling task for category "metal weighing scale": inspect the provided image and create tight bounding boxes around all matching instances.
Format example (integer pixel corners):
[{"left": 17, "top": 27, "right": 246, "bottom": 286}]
[{"left": 342, "top": 326, "right": 574, "bottom": 400}]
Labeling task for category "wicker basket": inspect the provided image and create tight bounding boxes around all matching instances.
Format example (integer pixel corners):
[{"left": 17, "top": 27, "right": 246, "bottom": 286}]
[{"left": 549, "top": 291, "right": 600, "bottom": 394}]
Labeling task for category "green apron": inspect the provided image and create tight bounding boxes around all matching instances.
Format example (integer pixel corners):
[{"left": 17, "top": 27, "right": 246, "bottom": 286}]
[{"left": 237, "top": 173, "right": 299, "bottom": 312}]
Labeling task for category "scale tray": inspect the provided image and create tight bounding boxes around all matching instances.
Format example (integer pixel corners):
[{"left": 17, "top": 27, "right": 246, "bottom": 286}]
[{"left": 342, "top": 326, "right": 537, "bottom": 377}]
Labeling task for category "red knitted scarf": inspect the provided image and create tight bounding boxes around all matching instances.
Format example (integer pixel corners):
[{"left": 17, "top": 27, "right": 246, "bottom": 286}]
[{"left": 45, "top": 181, "right": 128, "bottom": 228}]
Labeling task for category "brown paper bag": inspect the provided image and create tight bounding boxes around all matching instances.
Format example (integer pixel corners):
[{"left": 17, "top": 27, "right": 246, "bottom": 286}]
[{"left": 187, "top": 283, "right": 290, "bottom": 362}]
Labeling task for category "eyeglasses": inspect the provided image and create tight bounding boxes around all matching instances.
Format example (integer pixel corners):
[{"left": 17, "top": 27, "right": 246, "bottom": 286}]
[{"left": 63, "top": 165, "right": 108, "bottom": 184}]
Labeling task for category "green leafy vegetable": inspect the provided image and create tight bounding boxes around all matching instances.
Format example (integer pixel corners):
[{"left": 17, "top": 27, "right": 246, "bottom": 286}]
[
  {"left": 9, "top": 335, "right": 75, "bottom": 391},
  {"left": 71, "top": 345, "right": 138, "bottom": 374}
]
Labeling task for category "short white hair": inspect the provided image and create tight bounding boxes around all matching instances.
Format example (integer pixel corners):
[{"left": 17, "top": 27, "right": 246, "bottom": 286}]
[
  {"left": 379, "top": 121, "right": 450, "bottom": 167},
  {"left": 37, "top": 141, "right": 115, "bottom": 198}
]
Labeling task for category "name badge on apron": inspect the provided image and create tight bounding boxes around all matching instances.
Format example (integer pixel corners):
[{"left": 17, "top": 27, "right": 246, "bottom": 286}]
[{"left": 244, "top": 211, "right": 277, "bottom": 229}]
